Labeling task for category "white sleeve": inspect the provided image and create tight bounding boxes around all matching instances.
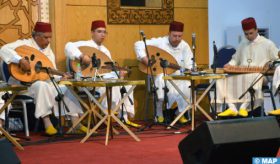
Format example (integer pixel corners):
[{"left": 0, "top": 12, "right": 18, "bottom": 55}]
[
  {"left": 0, "top": 40, "right": 26, "bottom": 64},
  {"left": 102, "top": 47, "right": 113, "bottom": 61},
  {"left": 134, "top": 37, "right": 162, "bottom": 61},
  {"left": 64, "top": 42, "right": 83, "bottom": 60},
  {"left": 134, "top": 40, "right": 146, "bottom": 61}
]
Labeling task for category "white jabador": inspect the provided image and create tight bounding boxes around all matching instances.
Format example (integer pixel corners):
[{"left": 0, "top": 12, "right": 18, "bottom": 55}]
[
  {"left": 65, "top": 40, "right": 135, "bottom": 117},
  {"left": 0, "top": 38, "right": 83, "bottom": 118},
  {"left": 216, "top": 35, "right": 279, "bottom": 111},
  {"left": 134, "top": 36, "right": 193, "bottom": 112}
]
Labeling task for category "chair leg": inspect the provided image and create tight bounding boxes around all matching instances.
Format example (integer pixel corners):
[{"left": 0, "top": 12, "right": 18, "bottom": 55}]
[{"left": 20, "top": 101, "right": 29, "bottom": 137}]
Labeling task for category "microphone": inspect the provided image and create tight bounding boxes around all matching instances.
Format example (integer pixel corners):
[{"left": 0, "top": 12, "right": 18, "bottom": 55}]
[
  {"left": 140, "top": 30, "right": 146, "bottom": 39},
  {"left": 272, "top": 60, "right": 280, "bottom": 66},
  {"left": 159, "top": 58, "right": 169, "bottom": 68},
  {"left": 92, "top": 53, "right": 100, "bottom": 68},
  {"left": 35, "top": 63, "right": 50, "bottom": 72},
  {"left": 92, "top": 53, "right": 96, "bottom": 64},
  {"left": 104, "top": 61, "right": 115, "bottom": 65},
  {"left": 212, "top": 41, "right": 218, "bottom": 73},
  {"left": 192, "top": 33, "right": 196, "bottom": 50}
]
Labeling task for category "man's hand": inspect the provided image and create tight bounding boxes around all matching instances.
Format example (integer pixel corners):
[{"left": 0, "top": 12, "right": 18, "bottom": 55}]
[
  {"left": 79, "top": 54, "right": 91, "bottom": 66},
  {"left": 263, "top": 61, "right": 273, "bottom": 70},
  {"left": 19, "top": 58, "right": 31, "bottom": 72},
  {"left": 223, "top": 64, "right": 231, "bottom": 68},
  {"left": 141, "top": 56, "right": 149, "bottom": 66},
  {"left": 119, "top": 70, "right": 127, "bottom": 79},
  {"left": 61, "top": 72, "right": 73, "bottom": 80}
]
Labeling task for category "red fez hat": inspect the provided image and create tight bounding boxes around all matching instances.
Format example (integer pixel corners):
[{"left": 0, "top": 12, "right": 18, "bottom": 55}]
[
  {"left": 91, "top": 20, "right": 106, "bottom": 31},
  {"left": 33, "top": 22, "right": 52, "bottom": 33},
  {"left": 241, "top": 17, "right": 257, "bottom": 31},
  {"left": 169, "top": 21, "right": 184, "bottom": 32}
]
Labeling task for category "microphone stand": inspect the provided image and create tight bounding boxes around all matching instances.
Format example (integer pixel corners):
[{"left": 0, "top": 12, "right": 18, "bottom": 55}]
[
  {"left": 239, "top": 64, "right": 274, "bottom": 116},
  {"left": 274, "top": 83, "right": 280, "bottom": 96},
  {"left": 138, "top": 33, "right": 167, "bottom": 132},
  {"left": 190, "top": 34, "right": 198, "bottom": 76},
  {"left": 91, "top": 53, "right": 103, "bottom": 81},
  {"left": 211, "top": 41, "right": 218, "bottom": 118},
  {"left": 160, "top": 59, "right": 172, "bottom": 125},
  {"left": 44, "top": 68, "right": 70, "bottom": 136}
]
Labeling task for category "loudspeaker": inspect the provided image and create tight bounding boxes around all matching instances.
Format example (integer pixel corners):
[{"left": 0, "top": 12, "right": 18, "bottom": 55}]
[
  {"left": 178, "top": 117, "right": 280, "bottom": 164},
  {"left": 0, "top": 138, "right": 21, "bottom": 164}
]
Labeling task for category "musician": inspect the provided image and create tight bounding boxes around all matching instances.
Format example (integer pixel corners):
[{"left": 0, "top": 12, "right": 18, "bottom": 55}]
[
  {"left": 218, "top": 17, "right": 280, "bottom": 117},
  {"left": 269, "top": 66, "right": 280, "bottom": 115},
  {"left": 134, "top": 21, "right": 193, "bottom": 123},
  {"left": 64, "top": 20, "right": 140, "bottom": 127},
  {"left": 0, "top": 22, "right": 87, "bottom": 135}
]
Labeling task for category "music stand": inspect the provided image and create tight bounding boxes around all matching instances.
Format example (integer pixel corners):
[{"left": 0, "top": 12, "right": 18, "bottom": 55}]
[{"left": 137, "top": 34, "right": 163, "bottom": 131}]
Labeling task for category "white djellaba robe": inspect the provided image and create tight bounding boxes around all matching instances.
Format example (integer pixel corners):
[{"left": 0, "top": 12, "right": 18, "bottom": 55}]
[
  {"left": 64, "top": 40, "right": 135, "bottom": 117},
  {"left": 134, "top": 36, "right": 193, "bottom": 112},
  {"left": 215, "top": 35, "right": 279, "bottom": 111},
  {"left": 0, "top": 38, "right": 83, "bottom": 118}
]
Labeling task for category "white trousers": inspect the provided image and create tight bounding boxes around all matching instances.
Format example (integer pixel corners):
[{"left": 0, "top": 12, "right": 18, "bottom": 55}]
[
  {"left": 26, "top": 81, "right": 83, "bottom": 118},
  {"left": 155, "top": 73, "right": 191, "bottom": 112}
]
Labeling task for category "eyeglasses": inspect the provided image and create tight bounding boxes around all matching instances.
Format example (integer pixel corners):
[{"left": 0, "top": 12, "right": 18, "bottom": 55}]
[{"left": 94, "top": 30, "right": 108, "bottom": 34}]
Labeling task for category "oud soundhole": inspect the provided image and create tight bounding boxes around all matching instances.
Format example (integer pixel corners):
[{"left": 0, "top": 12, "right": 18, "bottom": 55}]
[
  {"left": 30, "top": 54, "right": 35, "bottom": 61},
  {"left": 24, "top": 56, "right": 29, "bottom": 61},
  {"left": 156, "top": 52, "right": 160, "bottom": 56},
  {"left": 153, "top": 67, "right": 157, "bottom": 72}
]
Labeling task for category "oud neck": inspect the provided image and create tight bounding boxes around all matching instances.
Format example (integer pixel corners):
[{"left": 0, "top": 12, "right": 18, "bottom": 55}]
[
  {"left": 168, "top": 63, "right": 181, "bottom": 70},
  {"left": 42, "top": 68, "right": 64, "bottom": 76},
  {"left": 101, "top": 65, "right": 128, "bottom": 71}
]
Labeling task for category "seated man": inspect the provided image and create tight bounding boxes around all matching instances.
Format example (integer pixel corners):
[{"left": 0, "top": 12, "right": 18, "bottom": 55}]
[
  {"left": 0, "top": 22, "right": 87, "bottom": 135},
  {"left": 65, "top": 20, "right": 140, "bottom": 127},
  {"left": 134, "top": 21, "right": 193, "bottom": 123},
  {"left": 217, "top": 17, "right": 280, "bottom": 117},
  {"left": 269, "top": 65, "right": 280, "bottom": 115}
]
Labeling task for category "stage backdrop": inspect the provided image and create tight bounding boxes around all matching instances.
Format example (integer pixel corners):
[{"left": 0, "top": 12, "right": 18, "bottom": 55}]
[{"left": 0, "top": 0, "right": 49, "bottom": 47}]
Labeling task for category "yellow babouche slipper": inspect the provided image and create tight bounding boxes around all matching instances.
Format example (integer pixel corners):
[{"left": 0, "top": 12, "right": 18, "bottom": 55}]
[
  {"left": 218, "top": 109, "right": 238, "bottom": 117},
  {"left": 45, "top": 125, "right": 57, "bottom": 136},
  {"left": 79, "top": 125, "right": 88, "bottom": 133},
  {"left": 238, "top": 108, "right": 248, "bottom": 117},
  {"left": 268, "top": 109, "right": 280, "bottom": 115},
  {"left": 179, "top": 115, "right": 188, "bottom": 124},
  {"left": 157, "top": 116, "right": 164, "bottom": 123},
  {"left": 125, "top": 120, "right": 141, "bottom": 128}
]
